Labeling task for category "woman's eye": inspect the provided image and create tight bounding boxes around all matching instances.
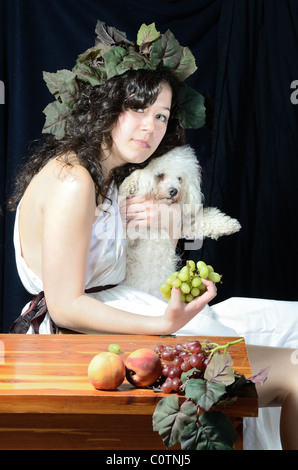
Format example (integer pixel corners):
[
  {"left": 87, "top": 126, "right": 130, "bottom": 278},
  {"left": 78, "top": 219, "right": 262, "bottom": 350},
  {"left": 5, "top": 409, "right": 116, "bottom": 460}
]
[{"left": 156, "top": 114, "right": 168, "bottom": 123}]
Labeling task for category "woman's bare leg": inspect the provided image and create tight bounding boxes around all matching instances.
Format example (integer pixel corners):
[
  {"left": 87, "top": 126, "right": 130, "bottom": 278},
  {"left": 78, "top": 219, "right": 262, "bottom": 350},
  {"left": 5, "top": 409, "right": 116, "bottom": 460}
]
[{"left": 247, "top": 344, "right": 298, "bottom": 450}]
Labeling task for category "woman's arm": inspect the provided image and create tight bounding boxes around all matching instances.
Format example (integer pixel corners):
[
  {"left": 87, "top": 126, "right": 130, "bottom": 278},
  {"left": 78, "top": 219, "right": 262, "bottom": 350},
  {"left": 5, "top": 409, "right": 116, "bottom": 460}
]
[{"left": 42, "top": 166, "right": 216, "bottom": 334}]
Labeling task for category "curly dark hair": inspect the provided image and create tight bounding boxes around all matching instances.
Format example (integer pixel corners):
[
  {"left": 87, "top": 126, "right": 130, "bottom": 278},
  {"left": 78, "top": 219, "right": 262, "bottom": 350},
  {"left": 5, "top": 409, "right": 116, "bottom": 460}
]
[{"left": 7, "top": 67, "right": 186, "bottom": 211}]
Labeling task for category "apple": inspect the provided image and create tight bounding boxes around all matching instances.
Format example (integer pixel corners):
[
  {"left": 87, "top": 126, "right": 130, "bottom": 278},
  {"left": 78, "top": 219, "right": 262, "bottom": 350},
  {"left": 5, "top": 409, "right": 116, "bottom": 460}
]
[
  {"left": 88, "top": 352, "right": 126, "bottom": 390},
  {"left": 125, "top": 348, "right": 162, "bottom": 387}
]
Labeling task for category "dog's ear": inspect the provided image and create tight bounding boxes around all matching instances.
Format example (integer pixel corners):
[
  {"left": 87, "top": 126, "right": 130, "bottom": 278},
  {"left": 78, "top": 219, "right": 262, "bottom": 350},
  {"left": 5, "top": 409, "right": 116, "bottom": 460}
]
[{"left": 119, "top": 170, "right": 142, "bottom": 196}]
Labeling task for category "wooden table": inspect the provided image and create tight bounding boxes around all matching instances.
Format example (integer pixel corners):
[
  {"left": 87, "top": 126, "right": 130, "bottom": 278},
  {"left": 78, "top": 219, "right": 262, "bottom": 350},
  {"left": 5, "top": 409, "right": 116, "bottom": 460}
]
[{"left": 0, "top": 334, "right": 257, "bottom": 450}]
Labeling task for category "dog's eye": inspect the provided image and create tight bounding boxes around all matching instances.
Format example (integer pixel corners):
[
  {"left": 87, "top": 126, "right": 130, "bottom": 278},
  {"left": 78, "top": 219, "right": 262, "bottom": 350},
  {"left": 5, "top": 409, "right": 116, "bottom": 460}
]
[
  {"left": 178, "top": 177, "right": 182, "bottom": 182},
  {"left": 155, "top": 173, "right": 164, "bottom": 180}
]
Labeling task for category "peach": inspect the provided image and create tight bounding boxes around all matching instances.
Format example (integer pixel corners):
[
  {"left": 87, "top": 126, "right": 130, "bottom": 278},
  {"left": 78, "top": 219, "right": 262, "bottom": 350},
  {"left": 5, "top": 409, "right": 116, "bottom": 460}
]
[
  {"left": 88, "top": 352, "right": 125, "bottom": 390},
  {"left": 125, "top": 348, "right": 162, "bottom": 387}
]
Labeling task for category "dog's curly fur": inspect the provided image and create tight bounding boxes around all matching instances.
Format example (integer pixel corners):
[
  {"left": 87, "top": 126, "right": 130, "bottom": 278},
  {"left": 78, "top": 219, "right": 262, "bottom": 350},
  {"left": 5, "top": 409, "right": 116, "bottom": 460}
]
[{"left": 119, "top": 145, "right": 241, "bottom": 297}]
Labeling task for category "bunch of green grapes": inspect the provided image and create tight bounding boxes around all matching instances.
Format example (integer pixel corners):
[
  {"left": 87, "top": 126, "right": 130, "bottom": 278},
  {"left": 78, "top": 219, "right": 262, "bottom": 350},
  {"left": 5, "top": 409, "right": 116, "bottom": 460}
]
[{"left": 160, "top": 260, "right": 222, "bottom": 303}]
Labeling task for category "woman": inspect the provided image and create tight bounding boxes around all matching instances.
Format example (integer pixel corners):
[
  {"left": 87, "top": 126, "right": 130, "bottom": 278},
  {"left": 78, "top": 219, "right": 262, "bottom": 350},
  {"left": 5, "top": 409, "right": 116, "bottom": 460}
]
[{"left": 7, "top": 22, "right": 298, "bottom": 449}]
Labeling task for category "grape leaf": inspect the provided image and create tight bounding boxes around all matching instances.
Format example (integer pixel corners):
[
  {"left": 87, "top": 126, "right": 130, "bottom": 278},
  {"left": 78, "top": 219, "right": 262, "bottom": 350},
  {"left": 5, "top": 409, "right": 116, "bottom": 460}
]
[
  {"left": 42, "top": 101, "right": 71, "bottom": 140},
  {"left": 152, "top": 395, "right": 197, "bottom": 449},
  {"left": 95, "top": 20, "right": 131, "bottom": 46},
  {"left": 185, "top": 378, "right": 226, "bottom": 411},
  {"left": 247, "top": 366, "right": 271, "bottom": 385},
  {"left": 42, "top": 70, "right": 79, "bottom": 108},
  {"left": 204, "top": 352, "right": 235, "bottom": 386},
  {"left": 197, "top": 411, "right": 239, "bottom": 450},
  {"left": 137, "top": 23, "right": 160, "bottom": 47},
  {"left": 177, "top": 86, "right": 206, "bottom": 129}
]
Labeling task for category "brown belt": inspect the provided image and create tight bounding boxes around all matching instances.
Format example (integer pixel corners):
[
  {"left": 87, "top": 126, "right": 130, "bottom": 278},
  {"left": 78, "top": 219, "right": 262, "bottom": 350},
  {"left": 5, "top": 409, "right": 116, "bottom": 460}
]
[{"left": 85, "top": 284, "right": 117, "bottom": 294}]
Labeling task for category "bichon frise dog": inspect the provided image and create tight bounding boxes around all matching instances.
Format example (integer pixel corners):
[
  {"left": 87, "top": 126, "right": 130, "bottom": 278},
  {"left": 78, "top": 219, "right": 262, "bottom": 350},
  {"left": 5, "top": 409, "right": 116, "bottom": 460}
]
[{"left": 119, "top": 145, "right": 241, "bottom": 298}]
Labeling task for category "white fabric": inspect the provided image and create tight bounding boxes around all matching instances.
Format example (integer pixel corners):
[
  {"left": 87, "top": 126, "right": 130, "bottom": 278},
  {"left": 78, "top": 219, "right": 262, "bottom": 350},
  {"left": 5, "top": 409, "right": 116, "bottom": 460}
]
[{"left": 13, "top": 185, "right": 298, "bottom": 449}]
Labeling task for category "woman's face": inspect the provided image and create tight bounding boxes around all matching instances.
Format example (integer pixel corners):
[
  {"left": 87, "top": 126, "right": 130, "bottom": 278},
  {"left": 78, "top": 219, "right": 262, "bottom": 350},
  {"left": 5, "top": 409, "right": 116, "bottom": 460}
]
[{"left": 102, "top": 84, "right": 172, "bottom": 172}]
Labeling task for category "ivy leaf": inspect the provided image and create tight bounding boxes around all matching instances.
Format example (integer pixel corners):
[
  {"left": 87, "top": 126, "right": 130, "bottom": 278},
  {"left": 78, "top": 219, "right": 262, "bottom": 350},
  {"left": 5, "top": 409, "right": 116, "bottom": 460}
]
[
  {"left": 197, "top": 411, "right": 239, "bottom": 450},
  {"left": 42, "top": 101, "right": 70, "bottom": 140},
  {"left": 152, "top": 395, "right": 197, "bottom": 449},
  {"left": 177, "top": 86, "right": 206, "bottom": 129},
  {"left": 95, "top": 20, "right": 132, "bottom": 46},
  {"left": 185, "top": 378, "right": 226, "bottom": 411},
  {"left": 204, "top": 352, "right": 235, "bottom": 386}
]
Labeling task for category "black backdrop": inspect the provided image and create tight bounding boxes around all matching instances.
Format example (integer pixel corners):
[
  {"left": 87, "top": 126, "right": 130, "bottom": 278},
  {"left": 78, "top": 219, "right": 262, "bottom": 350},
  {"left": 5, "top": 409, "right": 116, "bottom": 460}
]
[{"left": 1, "top": 0, "right": 298, "bottom": 333}]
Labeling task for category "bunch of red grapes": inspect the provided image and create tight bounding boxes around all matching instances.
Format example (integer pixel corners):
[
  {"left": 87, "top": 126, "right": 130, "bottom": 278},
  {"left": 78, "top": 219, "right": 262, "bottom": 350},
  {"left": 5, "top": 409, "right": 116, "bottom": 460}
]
[{"left": 154, "top": 340, "right": 213, "bottom": 394}]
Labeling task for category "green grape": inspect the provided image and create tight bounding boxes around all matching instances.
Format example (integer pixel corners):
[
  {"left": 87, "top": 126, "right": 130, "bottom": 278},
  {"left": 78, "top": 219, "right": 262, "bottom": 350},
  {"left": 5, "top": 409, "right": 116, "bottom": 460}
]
[
  {"left": 160, "top": 259, "right": 222, "bottom": 305},
  {"left": 191, "top": 276, "right": 202, "bottom": 287},
  {"left": 160, "top": 283, "right": 171, "bottom": 295},
  {"left": 208, "top": 271, "right": 222, "bottom": 283},
  {"left": 191, "top": 287, "right": 200, "bottom": 297},
  {"left": 198, "top": 266, "right": 209, "bottom": 278},
  {"left": 180, "top": 282, "right": 191, "bottom": 294},
  {"left": 197, "top": 260, "right": 207, "bottom": 270},
  {"left": 108, "top": 343, "right": 121, "bottom": 354},
  {"left": 185, "top": 294, "right": 193, "bottom": 303},
  {"left": 165, "top": 276, "right": 173, "bottom": 286},
  {"left": 199, "top": 284, "right": 207, "bottom": 294},
  {"left": 187, "top": 260, "right": 196, "bottom": 272},
  {"left": 172, "top": 278, "right": 182, "bottom": 288},
  {"left": 178, "top": 270, "right": 189, "bottom": 282}
]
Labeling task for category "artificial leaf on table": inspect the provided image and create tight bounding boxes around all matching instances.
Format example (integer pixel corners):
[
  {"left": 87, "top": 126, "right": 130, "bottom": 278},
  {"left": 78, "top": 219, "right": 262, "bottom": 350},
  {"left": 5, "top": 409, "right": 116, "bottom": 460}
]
[
  {"left": 185, "top": 378, "right": 226, "bottom": 411},
  {"left": 204, "top": 352, "right": 235, "bottom": 386},
  {"left": 152, "top": 395, "right": 197, "bottom": 449},
  {"left": 196, "top": 411, "right": 239, "bottom": 450},
  {"left": 247, "top": 366, "right": 271, "bottom": 385}
]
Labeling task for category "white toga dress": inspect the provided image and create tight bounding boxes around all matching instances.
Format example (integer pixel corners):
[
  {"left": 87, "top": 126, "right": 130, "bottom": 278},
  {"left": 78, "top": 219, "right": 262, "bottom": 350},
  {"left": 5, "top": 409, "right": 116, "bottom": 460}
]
[{"left": 13, "top": 183, "right": 298, "bottom": 450}]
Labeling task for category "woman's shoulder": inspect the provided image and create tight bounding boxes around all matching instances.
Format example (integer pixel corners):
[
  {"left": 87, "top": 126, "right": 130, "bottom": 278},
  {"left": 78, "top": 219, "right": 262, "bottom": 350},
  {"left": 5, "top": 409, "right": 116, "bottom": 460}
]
[{"left": 23, "top": 155, "right": 97, "bottom": 214}]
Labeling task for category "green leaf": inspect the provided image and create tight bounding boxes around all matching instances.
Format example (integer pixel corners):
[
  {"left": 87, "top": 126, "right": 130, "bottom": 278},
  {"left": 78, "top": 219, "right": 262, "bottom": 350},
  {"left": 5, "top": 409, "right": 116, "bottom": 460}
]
[
  {"left": 197, "top": 411, "right": 239, "bottom": 450},
  {"left": 204, "top": 353, "right": 235, "bottom": 386},
  {"left": 42, "top": 70, "right": 79, "bottom": 108},
  {"left": 103, "top": 46, "right": 128, "bottom": 78},
  {"left": 95, "top": 20, "right": 131, "bottom": 46},
  {"left": 137, "top": 23, "right": 160, "bottom": 51},
  {"left": 42, "top": 101, "right": 70, "bottom": 140},
  {"left": 150, "top": 30, "right": 197, "bottom": 81},
  {"left": 152, "top": 396, "right": 197, "bottom": 449},
  {"left": 177, "top": 86, "right": 206, "bottom": 129},
  {"left": 185, "top": 378, "right": 226, "bottom": 411},
  {"left": 180, "top": 422, "right": 203, "bottom": 450}
]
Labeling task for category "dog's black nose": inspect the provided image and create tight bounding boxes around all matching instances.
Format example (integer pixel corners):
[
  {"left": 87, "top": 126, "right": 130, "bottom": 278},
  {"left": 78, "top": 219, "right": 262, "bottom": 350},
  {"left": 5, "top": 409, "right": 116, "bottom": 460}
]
[{"left": 168, "top": 187, "right": 178, "bottom": 198}]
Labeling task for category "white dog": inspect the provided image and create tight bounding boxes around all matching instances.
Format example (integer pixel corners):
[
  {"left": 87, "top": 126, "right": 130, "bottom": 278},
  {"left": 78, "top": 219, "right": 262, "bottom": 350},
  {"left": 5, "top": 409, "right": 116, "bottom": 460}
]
[{"left": 119, "top": 145, "right": 241, "bottom": 298}]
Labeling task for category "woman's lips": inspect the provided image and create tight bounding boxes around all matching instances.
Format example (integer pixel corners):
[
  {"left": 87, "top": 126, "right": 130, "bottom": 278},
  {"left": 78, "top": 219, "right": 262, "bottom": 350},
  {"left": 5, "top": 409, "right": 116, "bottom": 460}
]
[{"left": 133, "top": 139, "right": 150, "bottom": 148}]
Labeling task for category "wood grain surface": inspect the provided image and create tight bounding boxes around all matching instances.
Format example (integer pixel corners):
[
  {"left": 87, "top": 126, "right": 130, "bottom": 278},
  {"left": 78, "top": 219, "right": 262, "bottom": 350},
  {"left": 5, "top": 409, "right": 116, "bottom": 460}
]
[{"left": 0, "top": 334, "right": 258, "bottom": 449}]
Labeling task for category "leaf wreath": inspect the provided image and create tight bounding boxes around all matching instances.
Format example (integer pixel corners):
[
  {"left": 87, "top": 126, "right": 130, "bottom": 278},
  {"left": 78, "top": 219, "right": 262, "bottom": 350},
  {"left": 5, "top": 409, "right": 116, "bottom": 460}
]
[{"left": 42, "top": 20, "right": 206, "bottom": 139}]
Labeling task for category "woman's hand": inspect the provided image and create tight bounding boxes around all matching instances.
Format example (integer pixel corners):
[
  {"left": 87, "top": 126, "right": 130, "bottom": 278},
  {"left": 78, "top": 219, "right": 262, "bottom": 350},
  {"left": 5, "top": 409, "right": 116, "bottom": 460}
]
[
  {"left": 120, "top": 195, "right": 182, "bottom": 240},
  {"left": 161, "top": 278, "right": 217, "bottom": 334}
]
